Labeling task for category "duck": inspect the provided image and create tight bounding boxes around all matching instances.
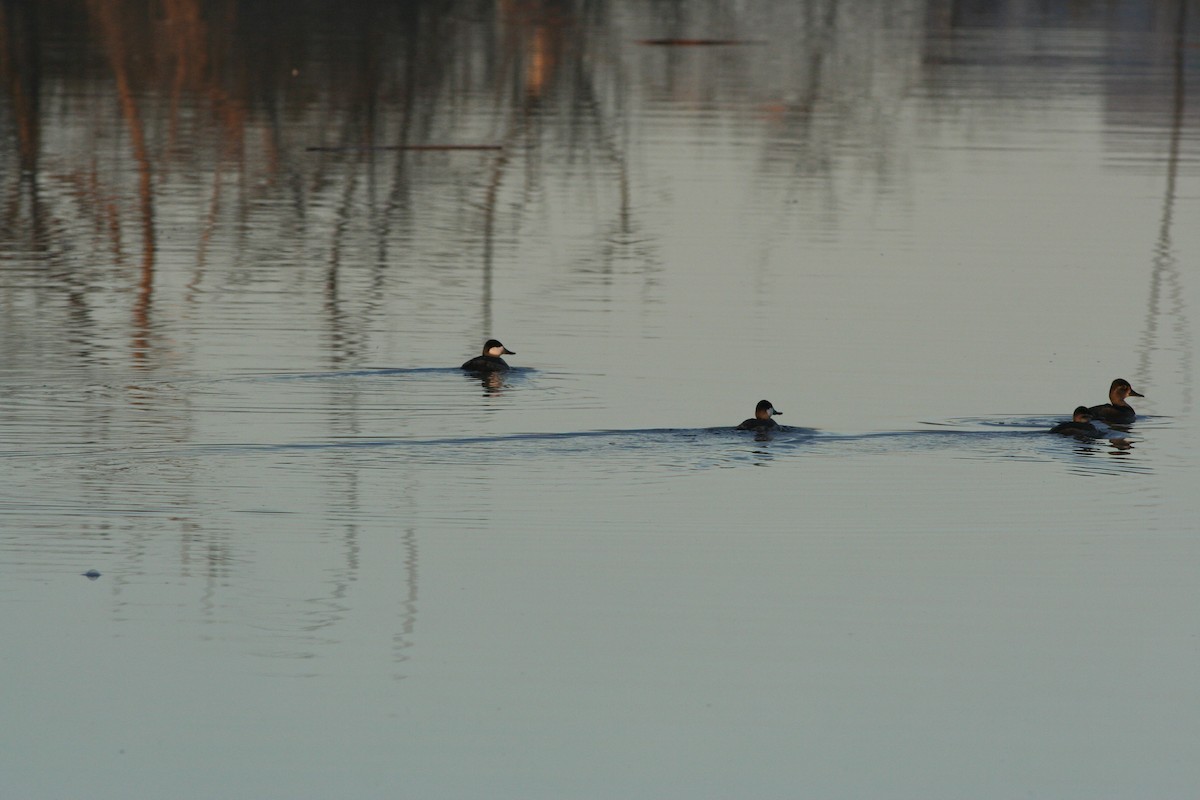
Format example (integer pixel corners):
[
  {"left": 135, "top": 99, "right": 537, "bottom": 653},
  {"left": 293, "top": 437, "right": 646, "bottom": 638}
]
[
  {"left": 736, "top": 400, "right": 781, "bottom": 432},
  {"left": 1049, "top": 406, "right": 1101, "bottom": 437},
  {"left": 461, "top": 339, "right": 515, "bottom": 372},
  {"left": 1086, "top": 378, "right": 1143, "bottom": 424}
]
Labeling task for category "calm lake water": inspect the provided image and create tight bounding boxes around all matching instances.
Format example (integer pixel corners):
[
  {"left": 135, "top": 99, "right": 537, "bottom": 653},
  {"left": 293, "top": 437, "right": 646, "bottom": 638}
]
[{"left": 2, "top": 1, "right": 1199, "bottom": 797}]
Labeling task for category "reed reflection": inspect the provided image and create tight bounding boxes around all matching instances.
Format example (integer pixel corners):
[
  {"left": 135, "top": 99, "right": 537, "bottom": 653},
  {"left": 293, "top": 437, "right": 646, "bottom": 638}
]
[
  {"left": 1132, "top": 0, "right": 1194, "bottom": 411},
  {"left": 0, "top": 0, "right": 641, "bottom": 368},
  {"left": 0, "top": 0, "right": 40, "bottom": 171},
  {"left": 1, "top": 1, "right": 1195, "bottom": 444}
]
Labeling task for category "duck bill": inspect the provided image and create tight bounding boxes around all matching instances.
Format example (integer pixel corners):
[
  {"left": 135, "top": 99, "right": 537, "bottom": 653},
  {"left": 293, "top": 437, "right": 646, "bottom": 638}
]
[
  {"left": 1129, "top": 389, "right": 1144, "bottom": 397},
  {"left": 503, "top": 348, "right": 515, "bottom": 355}
]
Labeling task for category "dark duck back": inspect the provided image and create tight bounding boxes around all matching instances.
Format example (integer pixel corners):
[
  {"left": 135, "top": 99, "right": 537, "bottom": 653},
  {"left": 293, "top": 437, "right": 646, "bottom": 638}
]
[{"left": 1050, "top": 406, "right": 1101, "bottom": 437}]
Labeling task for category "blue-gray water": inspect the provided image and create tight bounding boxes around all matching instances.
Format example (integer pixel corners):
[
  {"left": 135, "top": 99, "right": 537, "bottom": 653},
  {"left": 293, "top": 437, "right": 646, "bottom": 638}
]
[{"left": 2, "top": 1, "right": 1199, "bottom": 797}]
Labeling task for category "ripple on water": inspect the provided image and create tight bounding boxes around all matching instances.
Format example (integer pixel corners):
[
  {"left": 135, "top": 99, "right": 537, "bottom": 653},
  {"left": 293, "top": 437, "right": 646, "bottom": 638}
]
[
  {"left": 1, "top": 375, "right": 1159, "bottom": 544},
  {"left": 131, "top": 419, "right": 1155, "bottom": 475}
]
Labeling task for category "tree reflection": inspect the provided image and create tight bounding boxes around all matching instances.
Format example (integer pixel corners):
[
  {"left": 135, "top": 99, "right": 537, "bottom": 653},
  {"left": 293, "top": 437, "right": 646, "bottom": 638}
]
[{"left": 0, "top": 0, "right": 1195, "bottom": 376}]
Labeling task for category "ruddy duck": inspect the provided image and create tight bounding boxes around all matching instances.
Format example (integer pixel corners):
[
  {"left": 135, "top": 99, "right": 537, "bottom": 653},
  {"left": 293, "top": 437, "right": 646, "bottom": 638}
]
[
  {"left": 1049, "top": 406, "right": 1101, "bottom": 437},
  {"left": 461, "top": 339, "right": 515, "bottom": 372},
  {"left": 1086, "top": 378, "right": 1143, "bottom": 424},
  {"left": 736, "top": 400, "right": 781, "bottom": 432}
]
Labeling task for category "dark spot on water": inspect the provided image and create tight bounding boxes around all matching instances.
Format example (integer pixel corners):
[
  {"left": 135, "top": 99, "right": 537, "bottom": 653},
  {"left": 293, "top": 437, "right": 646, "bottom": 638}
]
[{"left": 82, "top": 569, "right": 101, "bottom": 580}]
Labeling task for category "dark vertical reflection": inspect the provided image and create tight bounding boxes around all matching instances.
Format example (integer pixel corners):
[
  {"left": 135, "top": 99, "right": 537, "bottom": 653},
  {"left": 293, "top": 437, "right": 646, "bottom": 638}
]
[
  {"left": 392, "top": 524, "right": 419, "bottom": 678},
  {"left": 0, "top": 0, "right": 39, "bottom": 172},
  {"left": 85, "top": 0, "right": 157, "bottom": 365},
  {"left": 0, "top": 0, "right": 46, "bottom": 281},
  {"left": 1136, "top": 0, "right": 1193, "bottom": 410},
  {"left": 0, "top": 0, "right": 1193, "bottom": 358},
  {"left": 0, "top": 0, "right": 647, "bottom": 343}
]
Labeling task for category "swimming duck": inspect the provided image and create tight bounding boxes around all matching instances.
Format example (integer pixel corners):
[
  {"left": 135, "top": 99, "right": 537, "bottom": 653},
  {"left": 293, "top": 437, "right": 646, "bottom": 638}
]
[
  {"left": 1086, "top": 378, "right": 1143, "bottom": 424},
  {"left": 461, "top": 339, "right": 515, "bottom": 372},
  {"left": 736, "top": 400, "right": 781, "bottom": 432},
  {"left": 1049, "top": 406, "right": 1101, "bottom": 437}
]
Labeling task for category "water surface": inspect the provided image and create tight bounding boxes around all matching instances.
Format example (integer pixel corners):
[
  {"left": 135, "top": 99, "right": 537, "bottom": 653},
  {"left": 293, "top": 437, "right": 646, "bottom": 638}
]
[{"left": 2, "top": 1, "right": 1199, "bottom": 797}]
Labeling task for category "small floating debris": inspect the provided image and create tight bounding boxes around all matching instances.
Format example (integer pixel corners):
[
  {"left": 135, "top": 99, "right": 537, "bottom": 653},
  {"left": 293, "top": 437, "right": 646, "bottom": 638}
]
[
  {"left": 82, "top": 569, "right": 101, "bottom": 580},
  {"left": 305, "top": 144, "right": 503, "bottom": 152},
  {"left": 636, "top": 38, "right": 766, "bottom": 46}
]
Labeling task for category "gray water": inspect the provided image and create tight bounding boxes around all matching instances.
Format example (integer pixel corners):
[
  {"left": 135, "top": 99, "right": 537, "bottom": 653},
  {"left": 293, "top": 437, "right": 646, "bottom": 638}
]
[{"left": 3, "top": 1, "right": 1199, "bottom": 797}]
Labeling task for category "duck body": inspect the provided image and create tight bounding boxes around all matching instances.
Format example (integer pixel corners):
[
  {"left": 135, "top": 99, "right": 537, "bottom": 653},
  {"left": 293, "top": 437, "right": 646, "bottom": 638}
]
[
  {"left": 1085, "top": 379, "right": 1142, "bottom": 424},
  {"left": 737, "top": 417, "right": 779, "bottom": 433},
  {"left": 461, "top": 355, "right": 510, "bottom": 371},
  {"left": 462, "top": 339, "right": 515, "bottom": 372},
  {"left": 736, "top": 400, "right": 781, "bottom": 432},
  {"left": 1050, "top": 420, "right": 1102, "bottom": 437},
  {"left": 1087, "top": 404, "right": 1134, "bottom": 425},
  {"left": 1050, "top": 407, "right": 1101, "bottom": 437}
]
